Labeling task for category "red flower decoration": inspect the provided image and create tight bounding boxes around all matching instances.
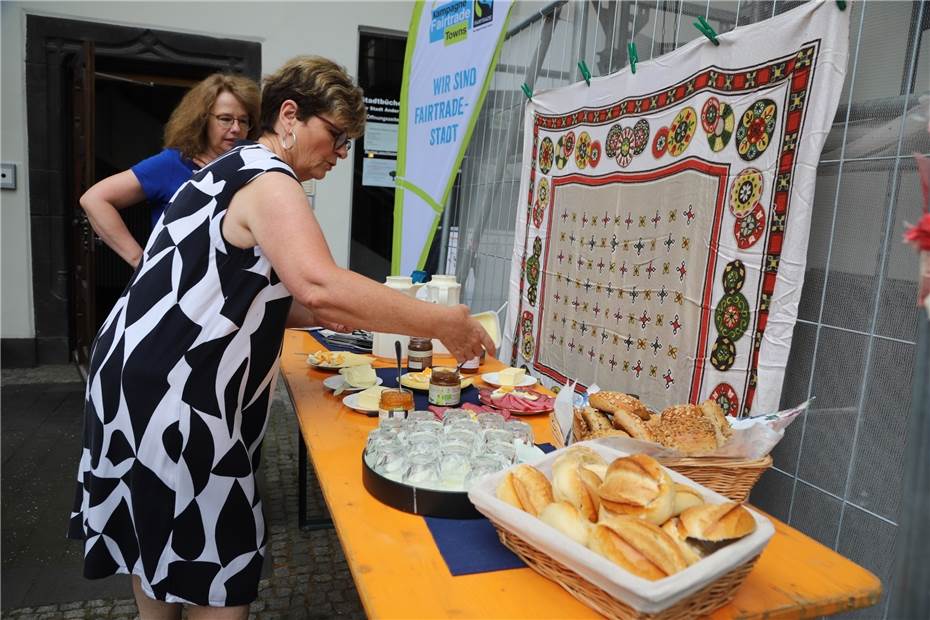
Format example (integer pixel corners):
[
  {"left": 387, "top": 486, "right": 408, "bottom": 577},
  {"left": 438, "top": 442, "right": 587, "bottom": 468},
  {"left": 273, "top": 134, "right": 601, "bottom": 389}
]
[{"left": 903, "top": 212, "right": 930, "bottom": 252}]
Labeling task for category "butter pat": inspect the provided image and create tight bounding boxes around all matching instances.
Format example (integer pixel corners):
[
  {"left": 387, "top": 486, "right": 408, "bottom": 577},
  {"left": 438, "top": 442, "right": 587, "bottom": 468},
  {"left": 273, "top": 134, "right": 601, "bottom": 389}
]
[
  {"left": 357, "top": 386, "right": 387, "bottom": 410},
  {"left": 340, "top": 364, "right": 377, "bottom": 388},
  {"left": 498, "top": 367, "right": 526, "bottom": 387}
]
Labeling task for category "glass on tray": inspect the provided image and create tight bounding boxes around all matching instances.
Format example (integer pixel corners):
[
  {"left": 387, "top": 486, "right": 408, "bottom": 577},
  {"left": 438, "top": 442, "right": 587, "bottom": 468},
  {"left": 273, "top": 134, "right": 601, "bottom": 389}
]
[
  {"left": 441, "top": 409, "right": 471, "bottom": 425},
  {"left": 465, "top": 455, "right": 507, "bottom": 489},
  {"left": 407, "top": 410, "right": 436, "bottom": 423},
  {"left": 476, "top": 411, "right": 506, "bottom": 431},
  {"left": 374, "top": 439, "right": 408, "bottom": 482},
  {"left": 403, "top": 452, "right": 441, "bottom": 488},
  {"left": 413, "top": 419, "right": 444, "bottom": 436},
  {"left": 485, "top": 440, "right": 516, "bottom": 464},
  {"left": 438, "top": 443, "right": 472, "bottom": 489},
  {"left": 505, "top": 419, "right": 534, "bottom": 446},
  {"left": 446, "top": 418, "right": 480, "bottom": 436},
  {"left": 483, "top": 428, "right": 514, "bottom": 446}
]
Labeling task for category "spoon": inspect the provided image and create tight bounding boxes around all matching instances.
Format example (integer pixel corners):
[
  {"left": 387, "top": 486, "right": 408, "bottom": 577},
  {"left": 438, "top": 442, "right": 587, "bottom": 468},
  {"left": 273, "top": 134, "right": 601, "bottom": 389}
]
[{"left": 394, "top": 340, "right": 404, "bottom": 391}]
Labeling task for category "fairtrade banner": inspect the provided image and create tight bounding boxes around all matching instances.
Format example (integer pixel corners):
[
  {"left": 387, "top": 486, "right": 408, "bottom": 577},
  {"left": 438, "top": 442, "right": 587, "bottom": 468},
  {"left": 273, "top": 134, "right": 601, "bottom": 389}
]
[
  {"left": 504, "top": 1, "right": 849, "bottom": 417},
  {"left": 392, "top": 0, "right": 513, "bottom": 276}
]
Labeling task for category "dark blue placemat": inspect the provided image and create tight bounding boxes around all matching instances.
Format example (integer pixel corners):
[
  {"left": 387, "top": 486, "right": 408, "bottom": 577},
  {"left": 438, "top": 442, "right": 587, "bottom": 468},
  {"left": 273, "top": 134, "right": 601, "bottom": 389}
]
[
  {"left": 307, "top": 329, "right": 370, "bottom": 353},
  {"left": 374, "top": 367, "right": 481, "bottom": 410},
  {"left": 424, "top": 442, "right": 556, "bottom": 577}
]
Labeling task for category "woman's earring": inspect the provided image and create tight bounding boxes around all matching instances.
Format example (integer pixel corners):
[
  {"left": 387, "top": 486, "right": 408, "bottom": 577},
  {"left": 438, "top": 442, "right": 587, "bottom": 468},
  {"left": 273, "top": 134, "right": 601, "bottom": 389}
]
[{"left": 281, "top": 129, "right": 297, "bottom": 151}]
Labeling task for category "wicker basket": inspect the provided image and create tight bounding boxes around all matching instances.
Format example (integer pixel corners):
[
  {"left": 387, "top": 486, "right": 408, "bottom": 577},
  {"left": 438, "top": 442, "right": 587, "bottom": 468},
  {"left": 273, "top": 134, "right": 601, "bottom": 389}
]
[
  {"left": 548, "top": 412, "right": 772, "bottom": 503},
  {"left": 490, "top": 518, "right": 759, "bottom": 619}
]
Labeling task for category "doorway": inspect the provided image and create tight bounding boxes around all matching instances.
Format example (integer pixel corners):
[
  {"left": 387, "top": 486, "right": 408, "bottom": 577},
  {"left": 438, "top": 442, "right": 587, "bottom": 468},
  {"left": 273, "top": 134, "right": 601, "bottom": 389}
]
[{"left": 25, "top": 15, "right": 260, "bottom": 367}]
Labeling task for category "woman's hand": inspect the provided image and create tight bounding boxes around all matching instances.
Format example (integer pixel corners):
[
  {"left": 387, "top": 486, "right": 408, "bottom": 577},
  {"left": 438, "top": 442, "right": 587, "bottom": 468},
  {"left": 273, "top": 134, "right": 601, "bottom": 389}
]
[{"left": 438, "top": 305, "right": 497, "bottom": 362}]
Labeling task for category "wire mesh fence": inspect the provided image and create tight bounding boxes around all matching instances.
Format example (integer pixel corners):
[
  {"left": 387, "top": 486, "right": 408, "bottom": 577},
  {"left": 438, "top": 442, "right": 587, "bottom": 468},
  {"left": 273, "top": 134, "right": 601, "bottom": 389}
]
[{"left": 452, "top": 1, "right": 928, "bottom": 617}]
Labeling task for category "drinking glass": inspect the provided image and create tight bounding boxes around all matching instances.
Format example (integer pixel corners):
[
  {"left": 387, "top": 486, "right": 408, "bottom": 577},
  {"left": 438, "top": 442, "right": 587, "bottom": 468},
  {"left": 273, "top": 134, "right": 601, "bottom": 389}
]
[
  {"left": 485, "top": 440, "right": 516, "bottom": 464},
  {"left": 443, "top": 429, "right": 479, "bottom": 453},
  {"left": 477, "top": 412, "right": 506, "bottom": 431},
  {"left": 379, "top": 417, "right": 406, "bottom": 436},
  {"left": 407, "top": 410, "right": 436, "bottom": 423},
  {"left": 446, "top": 418, "right": 480, "bottom": 435},
  {"left": 374, "top": 439, "right": 408, "bottom": 482},
  {"left": 505, "top": 420, "right": 534, "bottom": 446},
  {"left": 483, "top": 428, "right": 514, "bottom": 446},
  {"left": 442, "top": 409, "right": 471, "bottom": 425},
  {"left": 365, "top": 428, "right": 396, "bottom": 465},
  {"left": 405, "top": 430, "right": 441, "bottom": 457},
  {"left": 438, "top": 443, "right": 472, "bottom": 490},
  {"left": 465, "top": 455, "right": 506, "bottom": 489},
  {"left": 403, "top": 452, "right": 441, "bottom": 488},
  {"left": 414, "top": 419, "right": 444, "bottom": 436}
]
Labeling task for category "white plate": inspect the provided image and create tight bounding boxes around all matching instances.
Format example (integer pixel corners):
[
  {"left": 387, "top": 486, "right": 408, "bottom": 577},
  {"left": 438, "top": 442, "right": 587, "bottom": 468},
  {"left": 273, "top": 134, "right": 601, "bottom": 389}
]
[
  {"left": 481, "top": 371, "right": 537, "bottom": 388},
  {"left": 322, "top": 375, "right": 383, "bottom": 392},
  {"left": 342, "top": 392, "right": 379, "bottom": 413}
]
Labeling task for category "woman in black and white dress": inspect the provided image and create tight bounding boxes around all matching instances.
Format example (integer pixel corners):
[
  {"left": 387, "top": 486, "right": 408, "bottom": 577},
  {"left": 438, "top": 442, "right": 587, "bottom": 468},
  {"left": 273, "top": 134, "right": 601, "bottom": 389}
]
[{"left": 68, "top": 56, "right": 495, "bottom": 619}]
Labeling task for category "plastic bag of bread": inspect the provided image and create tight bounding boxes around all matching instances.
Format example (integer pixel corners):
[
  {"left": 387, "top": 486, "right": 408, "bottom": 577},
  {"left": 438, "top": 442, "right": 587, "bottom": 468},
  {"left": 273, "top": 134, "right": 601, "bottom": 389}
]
[
  {"left": 553, "top": 381, "right": 809, "bottom": 460},
  {"left": 469, "top": 441, "right": 774, "bottom": 614}
]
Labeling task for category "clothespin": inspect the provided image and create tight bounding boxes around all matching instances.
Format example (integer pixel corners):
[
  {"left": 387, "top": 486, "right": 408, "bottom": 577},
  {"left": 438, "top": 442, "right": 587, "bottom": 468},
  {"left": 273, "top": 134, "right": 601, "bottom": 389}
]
[
  {"left": 578, "top": 60, "right": 592, "bottom": 86},
  {"left": 521, "top": 83, "right": 533, "bottom": 100},
  {"left": 836, "top": 1, "right": 847, "bottom": 10},
  {"left": 628, "top": 42, "right": 639, "bottom": 74},
  {"left": 693, "top": 15, "right": 720, "bottom": 46}
]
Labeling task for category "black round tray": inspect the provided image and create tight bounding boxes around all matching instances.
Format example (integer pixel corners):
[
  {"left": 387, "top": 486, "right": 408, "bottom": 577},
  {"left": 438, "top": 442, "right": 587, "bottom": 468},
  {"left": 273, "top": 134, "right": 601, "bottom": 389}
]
[{"left": 361, "top": 452, "right": 482, "bottom": 519}]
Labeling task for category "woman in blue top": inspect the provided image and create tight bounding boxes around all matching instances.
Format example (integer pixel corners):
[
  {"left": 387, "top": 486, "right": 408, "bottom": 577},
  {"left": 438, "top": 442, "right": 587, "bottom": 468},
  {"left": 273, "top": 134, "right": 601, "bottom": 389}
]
[{"left": 80, "top": 73, "right": 260, "bottom": 268}]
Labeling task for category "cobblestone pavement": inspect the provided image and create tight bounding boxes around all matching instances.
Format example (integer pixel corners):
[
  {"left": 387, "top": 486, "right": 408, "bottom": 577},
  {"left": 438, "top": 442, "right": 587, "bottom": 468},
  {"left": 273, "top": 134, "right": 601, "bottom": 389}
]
[{"left": 2, "top": 367, "right": 365, "bottom": 619}]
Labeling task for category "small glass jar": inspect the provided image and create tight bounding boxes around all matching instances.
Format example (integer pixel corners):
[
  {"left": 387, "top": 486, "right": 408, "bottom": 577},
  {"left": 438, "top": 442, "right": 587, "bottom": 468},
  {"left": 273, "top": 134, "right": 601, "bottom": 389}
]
[
  {"left": 429, "top": 367, "right": 462, "bottom": 406},
  {"left": 378, "top": 388, "right": 414, "bottom": 420},
  {"left": 407, "top": 337, "right": 433, "bottom": 371},
  {"left": 459, "top": 356, "right": 481, "bottom": 374}
]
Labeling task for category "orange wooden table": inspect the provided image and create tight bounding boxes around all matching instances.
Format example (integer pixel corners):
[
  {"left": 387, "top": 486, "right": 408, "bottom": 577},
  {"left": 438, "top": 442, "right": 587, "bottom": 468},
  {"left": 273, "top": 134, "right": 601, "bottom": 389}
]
[{"left": 280, "top": 329, "right": 881, "bottom": 619}]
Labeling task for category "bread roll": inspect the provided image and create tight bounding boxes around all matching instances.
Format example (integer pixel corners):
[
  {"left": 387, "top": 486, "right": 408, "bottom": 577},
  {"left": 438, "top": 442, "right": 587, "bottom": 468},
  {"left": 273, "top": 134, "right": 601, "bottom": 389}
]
[
  {"left": 553, "top": 462, "right": 599, "bottom": 522},
  {"left": 609, "top": 407, "right": 655, "bottom": 441},
  {"left": 653, "top": 405, "right": 718, "bottom": 455},
  {"left": 597, "top": 455, "right": 675, "bottom": 525},
  {"left": 495, "top": 473, "right": 523, "bottom": 510},
  {"left": 671, "top": 483, "right": 704, "bottom": 516},
  {"left": 552, "top": 446, "right": 606, "bottom": 472},
  {"left": 589, "top": 391, "right": 652, "bottom": 421},
  {"left": 679, "top": 502, "right": 756, "bottom": 541},
  {"left": 588, "top": 518, "right": 688, "bottom": 580},
  {"left": 539, "top": 501, "right": 591, "bottom": 546},
  {"left": 660, "top": 517, "right": 704, "bottom": 565},
  {"left": 578, "top": 406, "right": 614, "bottom": 434},
  {"left": 509, "top": 464, "right": 553, "bottom": 516},
  {"left": 699, "top": 399, "right": 733, "bottom": 444}
]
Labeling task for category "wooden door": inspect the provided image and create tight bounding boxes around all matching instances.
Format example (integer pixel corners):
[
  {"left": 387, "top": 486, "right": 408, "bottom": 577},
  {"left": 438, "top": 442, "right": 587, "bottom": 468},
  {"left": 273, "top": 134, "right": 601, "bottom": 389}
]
[{"left": 70, "top": 41, "right": 96, "bottom": 369}]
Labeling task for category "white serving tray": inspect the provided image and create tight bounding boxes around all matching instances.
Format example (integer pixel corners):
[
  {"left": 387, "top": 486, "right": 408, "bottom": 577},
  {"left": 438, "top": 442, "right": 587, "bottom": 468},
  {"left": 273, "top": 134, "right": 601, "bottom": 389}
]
[{"left": 467, "top": 440, "right": 774, "bottom": 614}]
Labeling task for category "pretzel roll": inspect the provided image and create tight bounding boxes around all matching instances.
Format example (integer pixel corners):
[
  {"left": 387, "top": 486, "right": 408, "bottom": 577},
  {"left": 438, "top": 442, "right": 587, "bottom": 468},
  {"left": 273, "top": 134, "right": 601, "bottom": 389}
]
[
  {"left": 671, "top": 483, "right": 705, "bottom": 516},
  {"left": 679, "top": 502, "right": 756, "bottom": 541},
  {"left": 661, "top": 517, "right": 704, "bottom": 565},
  {"left": 509, "top": 464, "right": 554, "bottom": 517},
  {"left": 539, "top": 501, "right": 591, "bottom": 546},
  {"left": 588, "top": 518, "right": 688, "bottom": 580},
  {"left": 589, "top": 391, "right": 652, "bottom": 421}
]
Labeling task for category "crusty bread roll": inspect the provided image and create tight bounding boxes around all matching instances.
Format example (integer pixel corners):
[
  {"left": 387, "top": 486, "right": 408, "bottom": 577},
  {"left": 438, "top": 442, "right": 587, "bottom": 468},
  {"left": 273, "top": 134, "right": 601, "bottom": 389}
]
[
  {"left": 671, "top": 483, "right": 704, "bottom": 516},
  {"left": 661, "top": 517, "right": 704, "bottom": 565},
  {"left": 678, "top": 502, "right": 756, "bottom": 541},
  {"left": 509, "top": 464, "right": 554, "bottom": 516},
  {"left": 578, "top": 406, "right": 614, "bottom": 434},
  {"left": 597, "top": 455, "right": 675, "bottom": 525},
  {"left": 699, "top": 399, "right": 733, "bottom": 445},
  {"left": 609, "top": 407, "right": 655, "bottom": 441},
  {"left": 553, "top": 445, "right": 606, "bottom": 472},
  {"left": 495, "top": 473, "right": 523, "bottom": 510},
  {"left": 589, "top": 391, "right": 652, "bottom": 421},
  {"left": 553, "top": 458, "right": 602, "bottom": 522},
  {"left": 653, "top": 405, "right": 718, "bottom": 455},
  {"left": 588, "top": 518, "right": 688, "bottom": 580},
  {"left": 539, "top": 501, "right": 591, "bottom": 546}
]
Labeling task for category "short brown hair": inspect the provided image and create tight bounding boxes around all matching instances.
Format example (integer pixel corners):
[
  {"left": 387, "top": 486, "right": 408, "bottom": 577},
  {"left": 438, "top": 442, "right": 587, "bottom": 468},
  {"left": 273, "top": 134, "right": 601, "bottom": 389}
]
[
  {"left": 260, "top": 56, "right": 366, "bottom": 138},
  {"left": 164, "top": 73, "right": 261, "bottom": 159}
]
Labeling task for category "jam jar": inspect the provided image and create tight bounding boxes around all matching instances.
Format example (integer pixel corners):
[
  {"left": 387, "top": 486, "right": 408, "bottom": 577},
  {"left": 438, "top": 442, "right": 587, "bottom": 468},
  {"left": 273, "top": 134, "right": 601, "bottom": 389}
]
[
  {"left": 428, "top": 367, "right": 462, "bottom": 406},
  {"left": 407, "top": 337, "right": 433, "bottom": 371}
]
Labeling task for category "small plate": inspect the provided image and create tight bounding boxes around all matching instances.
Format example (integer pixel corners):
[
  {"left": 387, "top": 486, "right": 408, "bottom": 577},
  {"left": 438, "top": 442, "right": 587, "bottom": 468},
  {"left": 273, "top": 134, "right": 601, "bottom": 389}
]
[
  {"left": 342, "top": 392, "right": 380, "bottom": 413},
  {"left": 481, "top": 372, "right": 538, "bottom": 388},
  {"left": 400, "top": 372, "right": 475, "bottom": 391},
  {"left": 307, "top": 351, "right": 375, "bottom": 370},
  {"left": 323, "top": 375, "right": 383, "bottom": 392}
]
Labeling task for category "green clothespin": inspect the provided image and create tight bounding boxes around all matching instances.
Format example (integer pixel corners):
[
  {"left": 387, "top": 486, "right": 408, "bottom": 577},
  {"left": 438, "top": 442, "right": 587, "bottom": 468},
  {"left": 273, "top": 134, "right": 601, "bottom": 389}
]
[
  {"left": 578, "top": 60, "right": 591, "bottom": 86},
  {"left": 836, "top": 1, "right": 847, "bottom": 10},
  {"left": 628, "top": 42, "right": 639, "bottom": 74},
  {"left": 693, "top": 15, "right": 720, "bottom": 46},
  {"left": 521, "top": 83, "right": 533, "bottom": 100}
]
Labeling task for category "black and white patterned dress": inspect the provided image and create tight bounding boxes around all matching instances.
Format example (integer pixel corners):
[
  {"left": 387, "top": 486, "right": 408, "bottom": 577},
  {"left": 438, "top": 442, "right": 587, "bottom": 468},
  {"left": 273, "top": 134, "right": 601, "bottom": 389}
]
[{"left": 68, "top": 143, "right": 297, "bottom": 606}]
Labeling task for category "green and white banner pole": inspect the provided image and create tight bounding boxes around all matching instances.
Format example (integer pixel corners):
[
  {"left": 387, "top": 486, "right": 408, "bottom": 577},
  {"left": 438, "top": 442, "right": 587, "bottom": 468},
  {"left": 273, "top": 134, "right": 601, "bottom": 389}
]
[{"left": 392, "top": 0, "right": 513, "bottom": 276}]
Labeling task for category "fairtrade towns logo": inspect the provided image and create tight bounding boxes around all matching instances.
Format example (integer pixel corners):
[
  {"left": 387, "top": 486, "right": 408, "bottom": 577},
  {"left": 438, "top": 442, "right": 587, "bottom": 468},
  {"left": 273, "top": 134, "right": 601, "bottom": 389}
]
[{"left": 429, "top": 0, "right": 494, "bottom": 46}]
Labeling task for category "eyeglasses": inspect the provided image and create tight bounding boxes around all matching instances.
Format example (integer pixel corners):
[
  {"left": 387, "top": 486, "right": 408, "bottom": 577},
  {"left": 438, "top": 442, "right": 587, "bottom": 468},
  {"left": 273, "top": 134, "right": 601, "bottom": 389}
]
[
  {"left": 209, "top": 114, "right": 251, "bottom": 130},
  {"left": 317, "top": 115, "right": 351, "bottom": 152}
]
